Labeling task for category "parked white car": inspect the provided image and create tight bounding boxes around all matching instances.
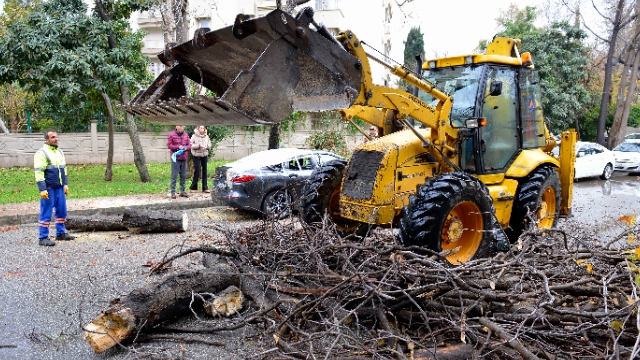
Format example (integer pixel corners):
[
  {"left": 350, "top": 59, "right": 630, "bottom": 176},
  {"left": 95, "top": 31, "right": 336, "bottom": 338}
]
[
  {"left": 613, "top": 141, "right": 640, "bottom": 175},
  {"left": 553, "top": 141, "right": 616, "bottom": 180}
]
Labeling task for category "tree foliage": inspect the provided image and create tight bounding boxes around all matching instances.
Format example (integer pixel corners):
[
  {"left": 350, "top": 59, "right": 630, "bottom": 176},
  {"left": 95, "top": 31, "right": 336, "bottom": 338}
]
[
  {"left": 403, "top": 26, "right": 425, "bottom": 71},
  {"left": 580, "top": 103, "right": 640, "bottom": 142},
  {"left": 0, "top": 0, "right": 152, "bottom": 131},
  {"left": 492, "top": 6, "right": 592, "bottom": 135}
]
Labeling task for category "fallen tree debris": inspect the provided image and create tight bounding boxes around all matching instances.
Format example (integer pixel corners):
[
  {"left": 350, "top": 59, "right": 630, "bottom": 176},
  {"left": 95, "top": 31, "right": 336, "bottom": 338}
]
[
  {"left": 122, "top": 208, "right": 189, "bottom": 233},
  {"left": 65, "top": 215, "right": 127, "bottom": 231},
  {"left": 83, "top": 265, "right": 237, "bottom": 353},
  {"left": 86, "top": 215, "right": 640, "bottom": 359}
]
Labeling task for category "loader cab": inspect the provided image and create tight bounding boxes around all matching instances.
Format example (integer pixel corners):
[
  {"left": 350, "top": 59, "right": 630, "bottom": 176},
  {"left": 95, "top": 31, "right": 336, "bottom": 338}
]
[{"left": 419, "top": 64, "right": 547, "bottom": 175}]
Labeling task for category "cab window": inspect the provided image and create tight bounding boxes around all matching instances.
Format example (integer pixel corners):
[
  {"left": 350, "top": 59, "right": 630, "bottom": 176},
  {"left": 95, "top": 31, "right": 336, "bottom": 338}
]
[
  {"left": 480, "top": 67, "right": 519, "bottom": 171},
  {"left": 519, "top": 69, "right": 547, "bottom": 148}
]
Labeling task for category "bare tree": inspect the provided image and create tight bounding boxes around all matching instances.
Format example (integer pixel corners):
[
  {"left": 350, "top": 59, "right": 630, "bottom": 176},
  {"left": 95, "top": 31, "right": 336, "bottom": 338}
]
[{"left": 608, "top": 0, "right": 640, "bottom": 148}]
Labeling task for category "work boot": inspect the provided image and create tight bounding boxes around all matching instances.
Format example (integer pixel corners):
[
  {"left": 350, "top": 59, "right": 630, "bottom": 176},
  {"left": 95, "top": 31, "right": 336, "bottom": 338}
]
[
  {"left": 171, "top": 193, "right": 177, "bottom": 199},
  {"left": 56, "top": 233, "right": 75, "bottom": 241},
  {"left": 39, "top": 238, "right": 55, "bottom": 246},
  {"left": 179, "top": 192, "right": 189, "bottom": 198}
]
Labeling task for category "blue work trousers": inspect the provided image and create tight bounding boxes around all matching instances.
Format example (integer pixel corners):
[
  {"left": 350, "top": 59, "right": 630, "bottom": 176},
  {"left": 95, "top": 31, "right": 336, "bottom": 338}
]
[{"left": 38, "top": 187, "right": 67, "bottom": 239}]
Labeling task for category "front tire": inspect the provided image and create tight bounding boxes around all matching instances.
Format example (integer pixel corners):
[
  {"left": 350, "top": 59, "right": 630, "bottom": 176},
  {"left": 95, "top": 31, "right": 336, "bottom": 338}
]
[
  {"left": 399, "top": 172, "right": 494, "bottom": 265},
  {"left": 506, "top": 166, "right": 561, "bottom": 243},
  {"left": 600, "top": 163, "right": 613, "bottom": 180},
  {"left": 301, "top": 160, "right": 371, "bottom": 239}
]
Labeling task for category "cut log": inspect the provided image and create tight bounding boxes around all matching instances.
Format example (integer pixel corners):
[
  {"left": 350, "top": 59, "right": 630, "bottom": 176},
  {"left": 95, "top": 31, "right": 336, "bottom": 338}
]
[
  {"left": 83, "top": 265, "right": 238, "bottom": 354},
  {"left": 65, "top": 215, "right": 127, "bottom": 231},
  {"left": 122, "top": 208, "right": 188, "bottom": 233}
]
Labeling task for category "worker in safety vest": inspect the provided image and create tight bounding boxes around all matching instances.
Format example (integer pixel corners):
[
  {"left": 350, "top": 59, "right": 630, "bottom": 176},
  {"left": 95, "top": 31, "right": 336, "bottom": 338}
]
[{"left": 34, "top": 131, "right": 74, "bottom": 246}]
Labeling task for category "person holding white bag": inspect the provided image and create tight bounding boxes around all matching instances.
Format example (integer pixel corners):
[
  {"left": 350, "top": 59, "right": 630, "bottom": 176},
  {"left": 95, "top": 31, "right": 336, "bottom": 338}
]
[{"left": 190, "top": 125, "right": 212, "bottom": 193}]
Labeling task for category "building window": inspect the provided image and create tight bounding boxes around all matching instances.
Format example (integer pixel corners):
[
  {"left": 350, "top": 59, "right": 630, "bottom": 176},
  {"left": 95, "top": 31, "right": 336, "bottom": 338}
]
[
  {"left": 384, "top": 43, "right": 390, "bottom": 63},
  {"left": 316, "top": 0, "right": 338, "bottom": 10},
  {"left": 200, "top": 19, "right": 209, "bottom": 28}
]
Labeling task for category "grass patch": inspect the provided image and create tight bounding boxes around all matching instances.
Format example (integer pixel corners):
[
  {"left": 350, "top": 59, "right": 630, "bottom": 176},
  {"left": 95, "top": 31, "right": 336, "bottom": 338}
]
[{"left": 0, "top": 161, "right": 230, "bottom": 205}]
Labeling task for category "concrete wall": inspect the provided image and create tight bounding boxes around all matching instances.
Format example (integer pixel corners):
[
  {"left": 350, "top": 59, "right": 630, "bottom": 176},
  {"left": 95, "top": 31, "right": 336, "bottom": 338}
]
[
  {"left": 3, "top": 124, "right": 638, "bottom": 168},
  {"left": 0, "top": 121, "right": 365, "bottom": 168}
]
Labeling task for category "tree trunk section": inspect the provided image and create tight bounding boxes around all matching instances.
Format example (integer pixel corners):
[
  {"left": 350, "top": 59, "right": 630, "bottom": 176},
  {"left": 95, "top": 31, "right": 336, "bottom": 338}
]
[
  {"left": 66, "top": 215, "right": 127, "bottom": 231},
  {"left": 608, "top": 11, "right": 640, "bottom": 149},
  {"left": 101, "top": 93, "right": 115, "bottom": 181},
  {"left": 596, "top": 0, "right": 626, "bottom": 145},
  {"left": 83, "top": 265, "right": 239, "bottom": 353},
  {"left": 176, "top": 0, "right": 191, "bottom": 95},
  {"left": 120, "top": 85, "right": 151, "bottom": 182},
  {"left": 268, "top": 123, "right": 281, "bottom": 149},
  {"left": 122, "top": 208, "right": 189, "bottom": 233}
]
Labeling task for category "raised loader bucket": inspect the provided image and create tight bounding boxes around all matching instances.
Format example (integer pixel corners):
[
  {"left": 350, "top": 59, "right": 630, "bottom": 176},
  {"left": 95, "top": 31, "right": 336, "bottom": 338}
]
[{"left": 123, "top": 8, "right": 363, "bottom": 126}]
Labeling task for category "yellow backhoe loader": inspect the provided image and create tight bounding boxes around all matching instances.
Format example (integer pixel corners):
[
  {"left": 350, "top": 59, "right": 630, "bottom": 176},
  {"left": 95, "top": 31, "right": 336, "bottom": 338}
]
[{"left": 124, "top": 6, "right": 577, "bottom": 265}]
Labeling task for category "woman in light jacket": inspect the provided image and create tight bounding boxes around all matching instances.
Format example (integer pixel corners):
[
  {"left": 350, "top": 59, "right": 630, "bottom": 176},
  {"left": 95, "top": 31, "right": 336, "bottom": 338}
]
[{"left": 190, "top": 125, "right": 212, "bottom": 193}]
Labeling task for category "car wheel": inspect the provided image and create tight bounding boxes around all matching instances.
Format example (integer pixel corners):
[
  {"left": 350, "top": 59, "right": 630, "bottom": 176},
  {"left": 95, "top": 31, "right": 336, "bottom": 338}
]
[
  {"left": 301, "top": 160, "right": 372, "bottom": 240},
  {"left": 600, "top": 163, "right": 613, "bottom": 180},
  {"left": 262, "top": 189, "right": 292, "bottom": 220},
  {"left": 399, "top": 172, "right": 494, "bottom": 265},
  {"left": 506, "top": 166, "right": 561, "bottom": 243}
]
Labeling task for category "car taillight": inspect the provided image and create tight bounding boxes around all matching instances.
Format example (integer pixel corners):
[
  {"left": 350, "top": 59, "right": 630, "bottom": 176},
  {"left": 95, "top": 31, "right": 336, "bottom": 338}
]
[{"left": 231, "top": 175, "right": 256, "bottom": 183}]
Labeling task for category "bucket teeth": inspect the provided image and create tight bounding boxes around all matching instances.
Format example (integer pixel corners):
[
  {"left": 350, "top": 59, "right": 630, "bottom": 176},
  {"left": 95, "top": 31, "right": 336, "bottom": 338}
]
[{"left": 122, "top": 97, "right": 269, "bottom": 126}]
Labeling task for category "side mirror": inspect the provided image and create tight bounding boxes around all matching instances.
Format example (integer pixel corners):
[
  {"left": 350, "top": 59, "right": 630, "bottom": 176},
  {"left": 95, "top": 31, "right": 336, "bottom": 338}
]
[{"left": 489, "top": 81, "right": 502, "bottom": 96}]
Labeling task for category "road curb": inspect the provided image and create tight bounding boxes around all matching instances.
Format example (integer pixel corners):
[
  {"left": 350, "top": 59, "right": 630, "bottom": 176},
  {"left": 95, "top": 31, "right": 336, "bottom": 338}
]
[{"left": 0, "top": 199, "right": 253, "bottom": 226}]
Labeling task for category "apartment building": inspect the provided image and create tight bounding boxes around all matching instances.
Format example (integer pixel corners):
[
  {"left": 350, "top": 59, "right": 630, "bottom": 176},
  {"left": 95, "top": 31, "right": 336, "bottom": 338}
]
[{"left": 131, "top": 0, "right": 397, "bottom": 86}]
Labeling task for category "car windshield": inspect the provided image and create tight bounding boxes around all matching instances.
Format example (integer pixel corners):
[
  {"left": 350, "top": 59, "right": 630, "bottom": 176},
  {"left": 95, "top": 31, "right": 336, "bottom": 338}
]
[
  {"left": 419, "top": 64, "right": 485, "bottom": 126},
  {"left": 614, "top": 142, "right": 640, "bottom": 152}
]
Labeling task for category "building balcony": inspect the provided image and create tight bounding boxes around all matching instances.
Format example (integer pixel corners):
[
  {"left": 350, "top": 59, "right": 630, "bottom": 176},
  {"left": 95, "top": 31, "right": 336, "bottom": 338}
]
[
  {"left": 313, "top": 8, "right": 343, "bottom": 31},
  {"left": 137, "top": 11, "right": 162, "bottom": 29},
  {"left": 256, "top": 0, "right": 277, "bottom": 17}
]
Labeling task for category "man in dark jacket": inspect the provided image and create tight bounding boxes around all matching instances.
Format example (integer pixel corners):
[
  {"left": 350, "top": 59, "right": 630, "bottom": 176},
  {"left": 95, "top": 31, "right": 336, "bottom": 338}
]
[{"left": 167, "top": 125, "right": 192, "bottom": 199}]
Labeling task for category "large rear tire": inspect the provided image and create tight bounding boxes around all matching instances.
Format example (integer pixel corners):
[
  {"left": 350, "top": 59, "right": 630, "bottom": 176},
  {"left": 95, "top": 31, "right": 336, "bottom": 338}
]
[
  {"left": 301, "top": 160, "right": 371, "bottom": 239},
  {"left": 399, "top": 172, "right": 494, "bottom": 265},
  {"left": 506, "top": 166, "right": 561, "bottom": 243}
]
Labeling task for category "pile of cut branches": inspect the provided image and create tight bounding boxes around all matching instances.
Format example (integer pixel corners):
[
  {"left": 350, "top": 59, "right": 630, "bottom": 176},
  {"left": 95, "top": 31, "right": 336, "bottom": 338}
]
[{"left": 87, "top": 216, "right": 640, "bottom": 359}]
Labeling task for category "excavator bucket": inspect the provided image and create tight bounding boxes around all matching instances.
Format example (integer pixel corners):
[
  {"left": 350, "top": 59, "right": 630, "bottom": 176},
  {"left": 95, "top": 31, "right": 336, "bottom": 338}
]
[{"left": 123, "top": 8, "right": 362, "bottom": 126}]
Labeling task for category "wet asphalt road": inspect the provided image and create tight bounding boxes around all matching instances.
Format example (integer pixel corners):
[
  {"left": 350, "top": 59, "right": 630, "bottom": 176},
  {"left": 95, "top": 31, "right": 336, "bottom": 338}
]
[
  {"left": 0, "top": 172, "right": 638, "bottom": 359},
  {"left": 564, "top": 172, "right": 640, "bottom": 239}
]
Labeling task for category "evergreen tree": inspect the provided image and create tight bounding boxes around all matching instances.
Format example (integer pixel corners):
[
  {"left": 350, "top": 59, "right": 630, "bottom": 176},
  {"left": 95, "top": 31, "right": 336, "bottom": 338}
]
[{"left": 403, "top": 26, "right": 425, "bottom": 73}]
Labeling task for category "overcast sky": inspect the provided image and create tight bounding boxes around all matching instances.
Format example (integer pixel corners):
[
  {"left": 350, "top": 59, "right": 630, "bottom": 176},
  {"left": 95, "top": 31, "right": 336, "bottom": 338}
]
[{"left": 395, "top": 0, "right": 545, "bottom": 57}]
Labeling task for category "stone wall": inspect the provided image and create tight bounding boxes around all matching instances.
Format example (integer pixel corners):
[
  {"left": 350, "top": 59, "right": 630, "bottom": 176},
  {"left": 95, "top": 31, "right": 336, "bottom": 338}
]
[{"left": 0, "top": 121, "right": 365, "bottom": 168}]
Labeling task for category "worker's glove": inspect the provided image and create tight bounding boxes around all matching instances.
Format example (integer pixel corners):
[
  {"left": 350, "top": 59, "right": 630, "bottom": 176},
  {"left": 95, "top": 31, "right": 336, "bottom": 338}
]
[
  {"left": 64, "top": 185, "right": 69, "bottom": 195},
  {"left": 40, "top": 190, "right": 49, "bottom": 200}
]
